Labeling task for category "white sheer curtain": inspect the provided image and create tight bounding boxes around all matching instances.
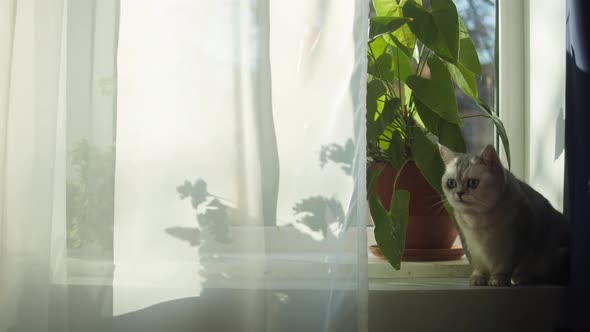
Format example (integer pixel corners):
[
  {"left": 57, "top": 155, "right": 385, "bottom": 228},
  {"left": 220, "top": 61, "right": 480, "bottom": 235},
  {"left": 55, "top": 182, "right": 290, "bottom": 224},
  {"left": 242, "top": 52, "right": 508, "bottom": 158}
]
[{"left": 0, "top": 0, "right": 369, "bottom": 331}]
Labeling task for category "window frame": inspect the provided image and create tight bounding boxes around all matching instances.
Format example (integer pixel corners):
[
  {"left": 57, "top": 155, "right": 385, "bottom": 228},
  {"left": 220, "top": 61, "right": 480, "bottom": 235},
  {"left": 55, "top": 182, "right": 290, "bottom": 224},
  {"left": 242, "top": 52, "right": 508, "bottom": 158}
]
[{"left": 497, "top": 0, "right": 526, "bottom": 179}]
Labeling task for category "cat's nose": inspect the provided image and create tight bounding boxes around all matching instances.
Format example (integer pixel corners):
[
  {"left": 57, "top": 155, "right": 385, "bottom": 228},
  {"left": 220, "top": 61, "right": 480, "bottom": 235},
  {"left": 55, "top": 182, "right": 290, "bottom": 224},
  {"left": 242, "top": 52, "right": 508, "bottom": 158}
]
[{"left": 455, "top": 191, "right": 465, "bottom": 199}]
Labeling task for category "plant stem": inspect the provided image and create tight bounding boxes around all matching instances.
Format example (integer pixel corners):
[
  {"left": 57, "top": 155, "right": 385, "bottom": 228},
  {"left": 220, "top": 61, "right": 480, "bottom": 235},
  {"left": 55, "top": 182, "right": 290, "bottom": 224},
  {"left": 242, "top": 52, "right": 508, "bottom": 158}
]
[
  {"left": 395, "top": 46, "right": 403, "bottom": 106},
  {"left": 391, "top": 159, "right": 410, "bottom": 201},
  {"left": 408, "top": 48, "right": 430, "bottom": 115},
  {"left": 415, "top": 44, "right": 426, "bottom": 75},
  {"left": 460, "top": 114, "right": 491, "bottom": 119},
  {"left": 417, "top": 49, "right": 431, "bottom": 77}
]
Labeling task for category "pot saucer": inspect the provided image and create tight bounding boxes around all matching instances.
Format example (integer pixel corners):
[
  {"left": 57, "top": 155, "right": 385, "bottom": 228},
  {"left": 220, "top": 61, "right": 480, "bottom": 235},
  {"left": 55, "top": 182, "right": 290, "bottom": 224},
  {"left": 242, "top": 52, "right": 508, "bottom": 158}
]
[{"left": 369, "top": 245, "right": 464, "bottom": 262}]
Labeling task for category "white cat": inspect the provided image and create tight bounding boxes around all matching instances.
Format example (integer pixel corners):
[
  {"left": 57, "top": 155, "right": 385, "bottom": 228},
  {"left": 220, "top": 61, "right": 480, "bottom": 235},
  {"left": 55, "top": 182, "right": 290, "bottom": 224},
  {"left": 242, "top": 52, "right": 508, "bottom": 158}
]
[{"left": 439, "top": 145, "right": 569, "bottom": 286}]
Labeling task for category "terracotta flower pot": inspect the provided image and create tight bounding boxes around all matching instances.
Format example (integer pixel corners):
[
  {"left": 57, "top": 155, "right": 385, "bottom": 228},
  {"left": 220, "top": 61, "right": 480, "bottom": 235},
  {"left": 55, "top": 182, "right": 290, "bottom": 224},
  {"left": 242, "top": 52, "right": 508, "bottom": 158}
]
[{"left": 371, "top": 162, "right": 461, "bottom": 261}]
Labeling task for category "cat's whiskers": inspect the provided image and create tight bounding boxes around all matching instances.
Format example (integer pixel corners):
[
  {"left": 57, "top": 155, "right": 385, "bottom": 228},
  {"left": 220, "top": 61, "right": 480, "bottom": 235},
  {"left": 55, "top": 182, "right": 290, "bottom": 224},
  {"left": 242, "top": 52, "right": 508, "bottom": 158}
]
[
  {"left": 428, "top": 196, "right": 450, "bottom": 215},
  {"left": 435, "top": 201, "right": 450, "bottom": 216}
]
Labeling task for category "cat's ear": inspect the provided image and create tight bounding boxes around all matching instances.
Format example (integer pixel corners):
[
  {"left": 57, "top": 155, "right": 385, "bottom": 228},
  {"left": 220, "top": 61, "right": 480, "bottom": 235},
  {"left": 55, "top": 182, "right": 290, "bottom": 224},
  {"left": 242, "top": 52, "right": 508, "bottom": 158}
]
[
  {"left": 479, "top": 145, "right": 502, "bottom": 168},
  {"left": 438, "top": 144, "right": 458, "bottom": 165}
]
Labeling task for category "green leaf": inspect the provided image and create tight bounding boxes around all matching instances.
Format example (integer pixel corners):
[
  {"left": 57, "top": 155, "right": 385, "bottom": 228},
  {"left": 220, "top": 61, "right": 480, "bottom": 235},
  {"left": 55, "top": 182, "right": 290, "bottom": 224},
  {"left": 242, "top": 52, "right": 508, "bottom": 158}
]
[
  {"left": 458, "top": 17, "right": 470, "bottom": 39},
  {"left": 384, "top": 0, "right": 419, "bottom": 58},
  {"left": 368, "top": 34, "right": 388, "bottom": 56},
  {"left": 456, "top": 17, "right": 481, "bottom": 75},
  {"left": 406, "top": 56, "right": 462, "bottom": 125},
  {"left": 370, "top": 189, "right": 410, "bottom": 270},
  {"left": 368, "top": 38, "right": 395, "bottom": 82},
  {"left": 430, "top": 0, "right": 459, "bottom": 61},
  {"left": 390, "top": 44, "right": 413, "bottom": 83},
  {"left": 387, "top": 130, "right": 405, "bottom": 171},
  {"left": 373, "top": 0, "right": 399, "bottom": 16},
  {"left": 369, "top": 38, "right": 413, "bottom": 83},
  {"left": 367, "top": 164, "right": 385, "bottom": 197},
  {"left": 477, "top": 99, "right": 511, "bottom": 169},
  {"left": 373, "top": 0, "right": 421, "bottom": 17},
  {"left": 411, "top": 128, "right": 446, "bottom": 195},
  {"left": 403, "top": 0, "right": 456, "bottom": 63},
  {"left": 367, "top": 80, "right": 386, "bottom": 140},
  {"left": 414, "top": 98, "right": 466, "bottom": 153},
  {"left": 413, "top": 98, "right": 438, "bottom": 133},
  {"left": 387, "top": 28, "right": 416, "bottom": 59},
  {"left": 379, "top": 130, "right": 392, "bottom": 151},
  {"left": 379, "top": 98, "right": 401, "bottom": 132},
  {"left": 370, "top": 16, "right": 411, "bottom": 40},
  {"left": 369, "top": 52, "right": 396, "bottom": 82},
  {"left": 458, "top": 37, "right": 482, "bottom": 75},
  {"left": 403, "top": 1, "right": 437, "bottom": 45},
  {"left": 367, "top": 80, "right": 386, "bottom": 118},
  {"left": 447, "top": 62, "right": 478, "bottom": 100},
  {"left": 437, "top": 121, "right": 466, "bottom": 154}
]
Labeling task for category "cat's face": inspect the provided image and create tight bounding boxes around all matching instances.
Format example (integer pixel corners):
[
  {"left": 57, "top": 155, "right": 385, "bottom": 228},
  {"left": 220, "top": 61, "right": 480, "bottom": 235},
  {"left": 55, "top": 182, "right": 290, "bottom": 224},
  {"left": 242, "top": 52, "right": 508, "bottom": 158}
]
[{"left": 439, "top": 145, "right": 505, "bottom": 213}]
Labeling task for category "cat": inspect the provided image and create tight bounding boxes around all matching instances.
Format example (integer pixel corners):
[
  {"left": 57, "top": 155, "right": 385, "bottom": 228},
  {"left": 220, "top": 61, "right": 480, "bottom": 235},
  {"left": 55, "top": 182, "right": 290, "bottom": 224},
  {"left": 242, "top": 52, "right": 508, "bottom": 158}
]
[{"left": 438, "top": 144, "right": 569, "bottom": 286}]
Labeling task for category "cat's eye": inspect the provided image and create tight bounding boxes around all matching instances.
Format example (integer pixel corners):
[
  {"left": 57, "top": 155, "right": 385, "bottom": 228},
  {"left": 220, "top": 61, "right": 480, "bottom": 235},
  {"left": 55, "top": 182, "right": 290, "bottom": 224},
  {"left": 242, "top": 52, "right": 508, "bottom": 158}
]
[
  {"left": 467, "top": 178, "right": 480, "bottom": 189},
  {"left": 446, "top": 179, "right": 457, "bottom": 189}
]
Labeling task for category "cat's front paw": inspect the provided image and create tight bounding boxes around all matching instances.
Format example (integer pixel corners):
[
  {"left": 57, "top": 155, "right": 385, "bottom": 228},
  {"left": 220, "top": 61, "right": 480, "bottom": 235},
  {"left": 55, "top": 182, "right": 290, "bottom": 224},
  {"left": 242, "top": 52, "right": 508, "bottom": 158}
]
[
  {"left": 488, "top": 274, "right": 511, "bottom": 287},
  {"left": 470, "top": 273, "right": 488, "bottom": 286}
]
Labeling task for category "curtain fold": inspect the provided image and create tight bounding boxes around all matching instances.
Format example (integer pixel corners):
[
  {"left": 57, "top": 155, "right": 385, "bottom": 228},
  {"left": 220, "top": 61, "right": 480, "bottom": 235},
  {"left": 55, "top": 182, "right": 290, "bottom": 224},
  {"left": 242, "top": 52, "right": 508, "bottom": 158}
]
[
  {"left": 0, "top": 0, "right": 16, "bottom": 261},
  {"left": 1, "top": 0, "right": 67, "bottom": 330},
  {"left": 0, "top": 1, "right": 369, "bottom": 331}
]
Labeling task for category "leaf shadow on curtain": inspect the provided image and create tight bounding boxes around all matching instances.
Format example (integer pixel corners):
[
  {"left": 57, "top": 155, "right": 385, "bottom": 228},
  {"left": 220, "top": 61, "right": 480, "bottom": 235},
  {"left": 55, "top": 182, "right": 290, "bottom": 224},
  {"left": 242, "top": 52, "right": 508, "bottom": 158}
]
[{"left": 62, "top": 0, "right": 369, "bottom": 331}]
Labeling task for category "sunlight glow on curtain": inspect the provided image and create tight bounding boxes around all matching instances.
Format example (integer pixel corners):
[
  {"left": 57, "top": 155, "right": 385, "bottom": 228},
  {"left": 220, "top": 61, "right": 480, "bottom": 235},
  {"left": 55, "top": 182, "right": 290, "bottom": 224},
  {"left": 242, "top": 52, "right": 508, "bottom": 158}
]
[{"left": 0, "top": 0, "right": 369, "bottom": 331}]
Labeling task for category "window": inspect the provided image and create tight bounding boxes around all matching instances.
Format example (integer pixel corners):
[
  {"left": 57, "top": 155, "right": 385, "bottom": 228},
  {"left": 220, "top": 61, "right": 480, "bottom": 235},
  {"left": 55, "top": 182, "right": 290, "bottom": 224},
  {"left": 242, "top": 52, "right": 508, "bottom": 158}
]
[
  {"left": 62, "top": 0, "right": 567, "bottom": 326},
  {"left": 455, "top": 0, "right": 496, "bottom": 153}
]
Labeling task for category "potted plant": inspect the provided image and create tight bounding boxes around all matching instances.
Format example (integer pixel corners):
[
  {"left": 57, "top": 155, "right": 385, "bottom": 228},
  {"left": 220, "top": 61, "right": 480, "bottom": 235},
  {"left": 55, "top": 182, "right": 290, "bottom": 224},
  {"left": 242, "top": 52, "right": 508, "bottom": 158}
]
[{"left": 366, "top": 0, "right": 510, "bottom": 269}]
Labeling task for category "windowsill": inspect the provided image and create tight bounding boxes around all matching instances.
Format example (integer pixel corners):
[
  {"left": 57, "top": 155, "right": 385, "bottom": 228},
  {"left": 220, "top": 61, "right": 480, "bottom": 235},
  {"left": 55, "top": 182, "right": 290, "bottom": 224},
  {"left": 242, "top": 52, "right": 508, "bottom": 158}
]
[
  {"left": 370, "top": 277, "right": 565, "bottom": 290},
  {"left": 65, "top": 226, "right": 558, "bottom": 288},
  {"left": 368, "top": 254, "right": 471, "bottom": 279},
  {"left": 369, "top": 280, "right": 568, "bottom": 332},
  {"left": 367, "top": 252, "right": 567, "bottom": 331},
  {"left": 367, "top": 254, "right": 568, "bottom": 330},
  {"left": 60, "top": 253, "right": 569, "bottom": 331},
  {"left": 65, "top": 254, "right": 561, "bottom": 291}
]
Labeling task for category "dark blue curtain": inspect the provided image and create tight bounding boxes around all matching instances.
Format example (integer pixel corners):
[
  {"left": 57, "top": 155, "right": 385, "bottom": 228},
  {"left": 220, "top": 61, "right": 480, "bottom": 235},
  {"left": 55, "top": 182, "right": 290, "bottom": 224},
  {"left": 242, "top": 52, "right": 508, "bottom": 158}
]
[{"left": 566, "top": 0, "right": 590, "bottom": 329}]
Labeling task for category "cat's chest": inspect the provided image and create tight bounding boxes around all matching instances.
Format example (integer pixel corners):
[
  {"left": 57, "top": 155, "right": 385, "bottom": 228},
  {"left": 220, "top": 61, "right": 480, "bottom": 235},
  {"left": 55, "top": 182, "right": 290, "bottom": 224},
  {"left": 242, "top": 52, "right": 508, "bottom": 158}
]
[{"left": 457, "top": 214, "right": 516, "bottom": 269}]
